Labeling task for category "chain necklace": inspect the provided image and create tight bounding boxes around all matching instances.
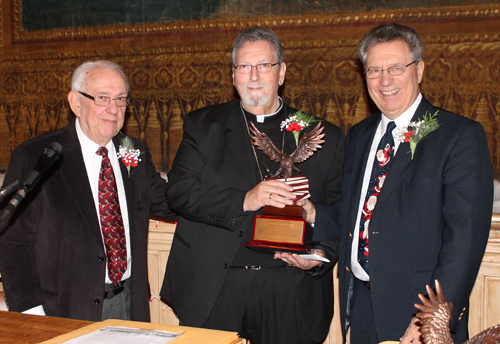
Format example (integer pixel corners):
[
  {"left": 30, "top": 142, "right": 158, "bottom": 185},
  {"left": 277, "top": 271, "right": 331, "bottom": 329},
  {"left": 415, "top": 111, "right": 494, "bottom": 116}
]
[{"left": 240, "top": 101, "right": 286, "bottom": 181}]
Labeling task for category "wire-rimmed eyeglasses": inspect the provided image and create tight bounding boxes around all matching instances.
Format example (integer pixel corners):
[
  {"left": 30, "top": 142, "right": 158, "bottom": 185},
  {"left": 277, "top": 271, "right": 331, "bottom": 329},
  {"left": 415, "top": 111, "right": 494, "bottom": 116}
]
[
  {"left": 78, "top": 91, "right": 130, "bottom": 107},
  {"left": 233, "top": 62, "right": 280, "bottom": 74},
  {"left": 365, "top": 60, "right": 419, "bottom": 79}
]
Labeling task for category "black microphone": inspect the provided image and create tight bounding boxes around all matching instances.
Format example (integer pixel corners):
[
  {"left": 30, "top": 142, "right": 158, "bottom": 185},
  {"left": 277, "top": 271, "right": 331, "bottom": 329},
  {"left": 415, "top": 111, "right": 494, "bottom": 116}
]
[
  {"left": 0, "top": 179, "right": 20, "bottom": 200},
  {"left": 0, "top": 142, "right": 62, "bottom": 222},
  {"left": 20, "top": 141, "right": 63, "bottom": 193}
]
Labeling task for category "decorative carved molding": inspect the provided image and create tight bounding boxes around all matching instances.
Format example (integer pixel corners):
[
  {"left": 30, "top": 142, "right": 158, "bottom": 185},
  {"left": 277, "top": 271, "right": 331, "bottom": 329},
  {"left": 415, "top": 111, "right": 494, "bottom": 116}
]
[
  {"left": 10, "top": 1, "right": 500, "bottom": 43},
  {"left": 0, "top": 0, "right": 3, "bottom": 48}
]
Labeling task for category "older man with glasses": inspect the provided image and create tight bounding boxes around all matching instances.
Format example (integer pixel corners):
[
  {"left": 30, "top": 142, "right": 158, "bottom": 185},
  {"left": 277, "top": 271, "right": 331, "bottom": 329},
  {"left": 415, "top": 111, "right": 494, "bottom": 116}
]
[
  {"left": 0, "top": 60, "right": 176, "bottom": 322},
  {"left": 160, "top": 27, "right": 345, "bottom": 344},
  {"left": 302, "top": 22, "right": 493, "bottom": 344}
]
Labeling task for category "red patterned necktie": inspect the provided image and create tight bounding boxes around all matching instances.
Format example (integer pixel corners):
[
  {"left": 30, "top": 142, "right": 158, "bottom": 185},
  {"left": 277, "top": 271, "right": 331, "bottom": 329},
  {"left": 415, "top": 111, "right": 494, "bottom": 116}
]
[
  {"left": 358, "top": 121, "right": 396, "bottom": 275},
  {"left": 97, "top": 147, "right": 127, "bottom": 285}
]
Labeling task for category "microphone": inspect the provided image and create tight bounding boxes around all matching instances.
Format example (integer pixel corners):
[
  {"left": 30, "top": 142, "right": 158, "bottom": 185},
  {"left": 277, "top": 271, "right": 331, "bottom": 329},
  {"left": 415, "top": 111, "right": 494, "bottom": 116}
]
[
  {"left": 20, "top": 141, "right": 63, "bottom": 193},
  {"left": 0, "top": 179, "right": 20, "bottom": 200},
  {"left": 0, "top": 142, "right": 62, "bottom": 222}
]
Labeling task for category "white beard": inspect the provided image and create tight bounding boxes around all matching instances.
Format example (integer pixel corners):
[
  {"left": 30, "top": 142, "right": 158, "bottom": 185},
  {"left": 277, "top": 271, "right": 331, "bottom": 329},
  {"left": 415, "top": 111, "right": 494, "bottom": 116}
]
[{"left": 241, "top": 84, "right": 269, "bottom": 107}]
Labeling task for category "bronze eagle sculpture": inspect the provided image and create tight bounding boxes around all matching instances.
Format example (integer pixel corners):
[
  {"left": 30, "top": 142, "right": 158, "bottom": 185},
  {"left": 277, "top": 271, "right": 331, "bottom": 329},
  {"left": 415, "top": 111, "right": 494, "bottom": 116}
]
[
  {"left": 248, "top": 121, "right": 325, "bottom": 180},
  {"left": 415, "top": 280, "right": 500, "bottom": 344}
]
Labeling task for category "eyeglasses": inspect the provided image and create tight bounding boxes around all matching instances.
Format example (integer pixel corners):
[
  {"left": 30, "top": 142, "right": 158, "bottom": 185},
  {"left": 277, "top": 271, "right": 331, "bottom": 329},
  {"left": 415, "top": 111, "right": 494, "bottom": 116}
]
[
  {"left": 233, "top": 62, "right": 280, "bottom": 74},
  {"left": 77, "top": 91, "right": 130, "bottom": 107},
  {"left": 365, "top": 60, "right": 419, "bottom": 79}
]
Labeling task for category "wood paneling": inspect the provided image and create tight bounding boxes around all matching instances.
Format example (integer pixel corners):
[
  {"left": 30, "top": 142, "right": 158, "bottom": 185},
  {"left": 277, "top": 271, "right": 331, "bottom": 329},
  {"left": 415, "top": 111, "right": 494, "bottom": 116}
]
[{"left": 0, "top": 2, "right": 500, "bottom": 174}]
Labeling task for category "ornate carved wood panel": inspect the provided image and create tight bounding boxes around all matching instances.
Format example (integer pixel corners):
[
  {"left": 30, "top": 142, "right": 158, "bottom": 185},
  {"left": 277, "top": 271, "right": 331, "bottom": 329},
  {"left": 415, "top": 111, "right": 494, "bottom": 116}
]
[{"left": 1, "top": 1, "right": 499, "bottom": 175}]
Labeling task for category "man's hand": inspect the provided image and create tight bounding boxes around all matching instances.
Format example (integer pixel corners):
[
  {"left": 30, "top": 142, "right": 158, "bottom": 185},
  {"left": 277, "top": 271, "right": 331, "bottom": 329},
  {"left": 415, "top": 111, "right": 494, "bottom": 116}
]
[
  {"left": 274, "top": 249, "right": 325, "bottom": 270},
  {"left": 295, "top": 198, "right": 317, "bottom": 223},
  {"left": 399, "top": 317, "right": 423, "bottom": 344},
  {"left": 243, "top": 180, "right": 296, "bottom": 212}
]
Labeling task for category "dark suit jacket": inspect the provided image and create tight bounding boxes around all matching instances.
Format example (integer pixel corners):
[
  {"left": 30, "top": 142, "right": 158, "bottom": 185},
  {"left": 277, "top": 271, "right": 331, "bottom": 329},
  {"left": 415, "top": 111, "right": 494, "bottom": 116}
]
[
  {"left": 0, "top": 120, "right": 176, "bottom": 321},
  {"left": 315, "top": 97, "right": 493, "bottom": 343},
  {"left": 160, "top": 99, "right": 344, "bottom": 342}
]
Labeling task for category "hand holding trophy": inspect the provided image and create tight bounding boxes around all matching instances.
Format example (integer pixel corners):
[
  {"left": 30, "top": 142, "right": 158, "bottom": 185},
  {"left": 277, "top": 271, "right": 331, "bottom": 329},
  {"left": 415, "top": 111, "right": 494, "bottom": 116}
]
[{"left": 246, "top": 111, "right": 325, "bottom": 253}]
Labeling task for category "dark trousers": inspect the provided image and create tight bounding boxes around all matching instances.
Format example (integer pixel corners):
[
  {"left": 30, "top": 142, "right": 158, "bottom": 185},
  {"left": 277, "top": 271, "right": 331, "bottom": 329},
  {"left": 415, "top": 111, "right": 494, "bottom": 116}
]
[
  {"left": 198, "top": 266, "right": 316, "bottom": 344},
  {"left": 350, "top": 277, "right": 379, "bottom": 344},
  {"left": 101, "top": 278, "right": 131, "bottom": 321}
]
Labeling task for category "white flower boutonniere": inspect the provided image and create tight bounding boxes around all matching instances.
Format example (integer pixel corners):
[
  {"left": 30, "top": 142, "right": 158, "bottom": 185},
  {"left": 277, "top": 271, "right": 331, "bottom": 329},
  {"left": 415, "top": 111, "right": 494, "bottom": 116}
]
[
  {"left": 394, "top": 110, "right": 440, "bottom": 159},
  {"left": 280, "top": 109, "right": 321, "bottom": 147},
  {"left": 117, "top": 135, "right": 144, "bottom": 177}
]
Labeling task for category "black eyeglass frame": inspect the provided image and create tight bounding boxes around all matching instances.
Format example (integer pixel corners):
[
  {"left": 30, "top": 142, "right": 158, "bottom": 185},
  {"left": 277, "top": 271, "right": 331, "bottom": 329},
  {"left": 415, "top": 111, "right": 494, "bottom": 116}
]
[{"left": 77, "top": 91, "right": 130, "bottom": 107}]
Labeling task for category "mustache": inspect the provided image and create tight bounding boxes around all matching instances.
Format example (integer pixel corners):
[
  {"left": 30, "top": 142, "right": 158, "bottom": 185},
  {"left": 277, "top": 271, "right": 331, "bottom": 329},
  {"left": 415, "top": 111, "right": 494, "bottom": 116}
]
[{"left": 243, "top": 83, "right": 268, "bottom": 89}]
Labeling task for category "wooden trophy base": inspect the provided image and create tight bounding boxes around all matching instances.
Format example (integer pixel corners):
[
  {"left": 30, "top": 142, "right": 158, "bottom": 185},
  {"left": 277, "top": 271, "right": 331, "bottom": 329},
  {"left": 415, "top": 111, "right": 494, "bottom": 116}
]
[{"left": 246, "top": 205, "right": 313, "bottom": 254}]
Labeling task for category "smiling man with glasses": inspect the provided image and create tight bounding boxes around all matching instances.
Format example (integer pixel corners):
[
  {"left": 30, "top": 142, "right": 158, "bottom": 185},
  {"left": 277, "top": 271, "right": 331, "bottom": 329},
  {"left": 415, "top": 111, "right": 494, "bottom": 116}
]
[
  {"left": 0, "top": 60, "right": 177, "bottom": 322},
  {"left": 161, "top": 26, "right": 345, "bottom": 344},
  {"left": 301, "top": 22, "right": 493, "bottom": 344}
]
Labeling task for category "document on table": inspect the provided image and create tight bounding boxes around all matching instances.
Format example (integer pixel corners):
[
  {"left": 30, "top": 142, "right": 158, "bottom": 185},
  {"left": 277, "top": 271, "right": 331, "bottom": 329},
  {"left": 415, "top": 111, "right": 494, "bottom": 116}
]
[{"left": 60, "top": 326, "right": 183, "bottom": 344}]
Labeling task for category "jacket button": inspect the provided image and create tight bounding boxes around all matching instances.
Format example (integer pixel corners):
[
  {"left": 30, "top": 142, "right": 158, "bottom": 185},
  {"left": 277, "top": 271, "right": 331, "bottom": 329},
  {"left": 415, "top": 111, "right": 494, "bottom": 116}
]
[
  {"left": 345, "top": 266, "right": 350, "bottom": 272},
  {"left": 98, "top": 255, "right": 105, "bottom": 262},
  {"left": 239, "top": 231, "right": 244, "bottom": 237},
  {"left": 94, "top": 299, "right": 101, "bottom": 304},
  {"left": 349, "top": 232, "right": 352, "bottom": 237},
  {"left": 224, "top": 263, "right": 228, "bottom": 269}
]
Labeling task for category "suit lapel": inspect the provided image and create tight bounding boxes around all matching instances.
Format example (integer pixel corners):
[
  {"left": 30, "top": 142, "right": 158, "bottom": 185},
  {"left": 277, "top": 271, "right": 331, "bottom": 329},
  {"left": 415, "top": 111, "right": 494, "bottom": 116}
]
[
  {"left": 113, "top": 135, "right": 137, "bottom": 234},
  {"left": 225, "top": 102, "right": 260, "bottom": 186},
  {"left": 349, "top": 115, "right": 381, "bottom": 225},
  {"left": 375, "top": 97, "right": 434, "bottom": 209},
  {"left": 58, "top": 121, "right": 103, "bottom": 246}
]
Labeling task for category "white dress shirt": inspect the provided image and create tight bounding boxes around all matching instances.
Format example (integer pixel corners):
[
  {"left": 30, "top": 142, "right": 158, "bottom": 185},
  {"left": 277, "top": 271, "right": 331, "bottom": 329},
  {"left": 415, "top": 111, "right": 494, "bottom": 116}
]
[
  {"left": 351, "top": 93, "right": 422, "bottom": 281},
  {"left": 75, "top": 119, "right": 132, "bottom": 284}
]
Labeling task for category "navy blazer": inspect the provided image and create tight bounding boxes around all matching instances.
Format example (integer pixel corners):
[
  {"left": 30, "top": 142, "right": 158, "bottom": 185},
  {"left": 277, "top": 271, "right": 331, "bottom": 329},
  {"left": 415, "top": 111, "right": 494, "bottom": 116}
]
[
  {"left": 0, "top": 120, "right": 176, "bottom": 321},
  {"left": 315, "top": 97, "right": 493, "bottom": 342}
]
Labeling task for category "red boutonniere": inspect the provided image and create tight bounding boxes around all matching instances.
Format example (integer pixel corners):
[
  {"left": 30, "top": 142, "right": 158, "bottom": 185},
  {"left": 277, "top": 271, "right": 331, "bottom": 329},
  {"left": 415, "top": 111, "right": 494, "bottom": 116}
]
[
  {"left": 280, "top": 109, "right": 322, "bottom": 147},
  {"left": 117, "top": 136, "right": 144, "bottom": 177},
  {"left": 394, "top": 110, "right": 440, "bottom": 159}
]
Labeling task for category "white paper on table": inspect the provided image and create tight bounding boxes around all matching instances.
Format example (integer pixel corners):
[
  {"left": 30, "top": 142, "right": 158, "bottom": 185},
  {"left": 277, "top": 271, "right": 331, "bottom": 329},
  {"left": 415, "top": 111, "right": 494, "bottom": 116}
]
[
  {"left": 298, "top": 254, "right": 330, "bottom": 263},
  {"left": 61, "top": 326, "right": 184, "bottom": 344}
]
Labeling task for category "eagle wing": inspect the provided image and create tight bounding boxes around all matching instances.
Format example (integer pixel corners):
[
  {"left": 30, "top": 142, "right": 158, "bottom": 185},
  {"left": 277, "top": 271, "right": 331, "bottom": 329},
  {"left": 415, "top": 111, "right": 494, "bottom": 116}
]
[
  {"left": 291, "top": 122, "right": 325, "bottom": 164},
  {"left": 414, "top": 280, "right": 454, "bottom": 344},
  {"left": 248, "top": 122, "right": 282, "bottom": 162}
]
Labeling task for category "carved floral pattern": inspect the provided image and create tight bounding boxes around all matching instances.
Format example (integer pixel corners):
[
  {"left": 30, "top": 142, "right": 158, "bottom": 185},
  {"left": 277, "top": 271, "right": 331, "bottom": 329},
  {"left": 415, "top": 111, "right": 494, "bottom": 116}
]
[{"left": 0, "top": 4, "right": 500, "bottom": 176}]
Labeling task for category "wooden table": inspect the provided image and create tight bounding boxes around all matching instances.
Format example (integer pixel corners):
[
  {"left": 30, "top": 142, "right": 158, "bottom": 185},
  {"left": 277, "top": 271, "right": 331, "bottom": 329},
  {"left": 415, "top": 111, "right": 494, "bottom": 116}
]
[
  {"left": 0, "top": 311, "right": 245, "bottom": 344},
  {"left": 0, "top": 311, "right": 92, "bottom": 344}
]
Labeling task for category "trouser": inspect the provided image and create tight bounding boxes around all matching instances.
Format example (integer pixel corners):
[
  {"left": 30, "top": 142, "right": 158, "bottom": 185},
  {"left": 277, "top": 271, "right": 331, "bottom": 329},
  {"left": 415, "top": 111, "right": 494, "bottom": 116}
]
[{"left": 200, "top": 266, "right": 316, "bottom": 344}]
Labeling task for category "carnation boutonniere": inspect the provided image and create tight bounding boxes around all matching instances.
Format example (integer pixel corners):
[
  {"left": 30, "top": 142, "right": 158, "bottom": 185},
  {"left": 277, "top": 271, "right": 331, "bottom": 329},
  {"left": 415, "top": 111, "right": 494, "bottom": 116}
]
[
  {"left": 280, "top": 109, "right": 322, "bottom": 147},
  {"left": 394, "top": 110, "right": 440, "bottom": 160},
  {"left": 117, "top": 135, "right": 144, "bottom": 177}
]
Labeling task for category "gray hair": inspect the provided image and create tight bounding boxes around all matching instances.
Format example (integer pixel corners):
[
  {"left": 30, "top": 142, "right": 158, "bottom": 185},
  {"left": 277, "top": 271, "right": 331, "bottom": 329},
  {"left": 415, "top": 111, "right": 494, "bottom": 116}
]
[
  {"left": 231, "top": 27, "right": 284, "bottom": 66},
  {"left": 71, "top": 60, "right": 130, "bottom": 92},
  {"left": 358, "top": 23, "right": 423, "bottom": 67}
]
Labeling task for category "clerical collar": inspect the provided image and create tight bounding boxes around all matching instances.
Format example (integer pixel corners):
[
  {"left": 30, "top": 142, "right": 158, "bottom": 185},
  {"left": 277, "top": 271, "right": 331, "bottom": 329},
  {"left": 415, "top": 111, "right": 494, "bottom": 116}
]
[{"left": 241, "top": 97, "right": 284, "bottom": 123}]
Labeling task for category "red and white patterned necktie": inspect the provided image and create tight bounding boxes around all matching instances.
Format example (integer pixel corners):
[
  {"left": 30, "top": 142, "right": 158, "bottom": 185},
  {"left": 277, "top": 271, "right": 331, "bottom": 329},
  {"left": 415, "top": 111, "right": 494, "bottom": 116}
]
[
  {"left": 358, "top": 121, "right": 396, "bottom": 275},
  {"left": 97, "top": 147, "right": 127, "bottom": 285}
]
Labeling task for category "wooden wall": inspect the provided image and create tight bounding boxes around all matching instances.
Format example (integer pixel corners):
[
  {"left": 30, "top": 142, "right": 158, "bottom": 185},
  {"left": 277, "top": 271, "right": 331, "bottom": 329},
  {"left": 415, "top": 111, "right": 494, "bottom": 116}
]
[{"left": 1, "top": 0, "right": 500, "bottom": 175}]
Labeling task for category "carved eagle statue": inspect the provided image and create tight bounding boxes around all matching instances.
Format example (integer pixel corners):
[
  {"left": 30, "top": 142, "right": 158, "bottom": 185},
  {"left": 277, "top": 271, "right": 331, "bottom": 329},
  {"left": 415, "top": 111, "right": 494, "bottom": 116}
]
[
  {"left": 415, "top": 280, "right": 500, "bottom": 344},
  {"left": 248, "top": 121, "right": 325, "bottom": 180}
]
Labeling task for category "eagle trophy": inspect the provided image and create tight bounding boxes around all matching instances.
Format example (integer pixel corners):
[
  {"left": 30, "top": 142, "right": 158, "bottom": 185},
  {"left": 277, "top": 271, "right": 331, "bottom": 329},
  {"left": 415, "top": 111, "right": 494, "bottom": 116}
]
[
  {"left": 414, "top": 279, "right": 500, "bottom": 344},
  {"left": 248, "top": 121, "right": 325, "bottom": 180}
]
